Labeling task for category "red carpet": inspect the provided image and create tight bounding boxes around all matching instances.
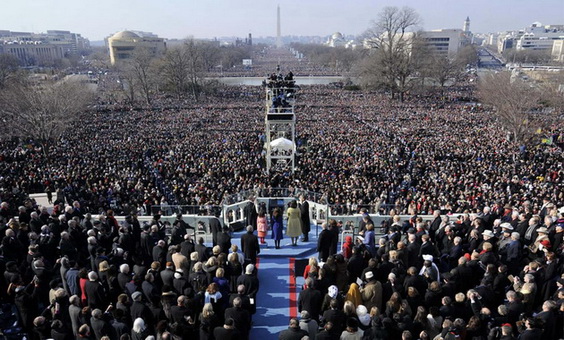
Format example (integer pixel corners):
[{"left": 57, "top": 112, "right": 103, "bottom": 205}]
[{"left": 289, "top": 257, "right": 298, "bottom": 319}]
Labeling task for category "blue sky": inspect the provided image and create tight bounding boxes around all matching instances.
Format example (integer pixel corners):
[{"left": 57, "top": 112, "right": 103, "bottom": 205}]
[{"left": 2, "top": 0, "right": 563, "bottom": 40}]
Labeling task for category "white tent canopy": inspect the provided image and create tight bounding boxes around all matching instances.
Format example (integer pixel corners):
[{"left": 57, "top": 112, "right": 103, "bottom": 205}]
[{"left": 269, "top": 137, "right": 295, "bottom": 150}]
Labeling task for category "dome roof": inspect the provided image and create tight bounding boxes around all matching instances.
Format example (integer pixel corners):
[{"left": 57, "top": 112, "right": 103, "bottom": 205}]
[
  {"left": 332, "top": 32, "right": 344, "bottom": 40},
  {"left": 111, "top": 31, "right": 139, "bottom": 40}
]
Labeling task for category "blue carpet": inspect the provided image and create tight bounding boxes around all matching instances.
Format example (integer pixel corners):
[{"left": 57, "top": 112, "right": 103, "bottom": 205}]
[
  {"left": 250, "top": 257, "right": 292, "bottom": 338},
  {"left": 216, "top": 228, "right": 320, "bottom": 339}
]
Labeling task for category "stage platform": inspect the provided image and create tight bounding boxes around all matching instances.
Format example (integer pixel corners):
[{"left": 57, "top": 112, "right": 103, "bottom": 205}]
[{"left": 230, "top": 229, "right": 320, "bottom": 259}]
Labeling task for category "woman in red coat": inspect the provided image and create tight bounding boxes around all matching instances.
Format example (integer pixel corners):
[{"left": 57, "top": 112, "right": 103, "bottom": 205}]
[{"left": 342, "top": 236, "right": 353, "bottom": 260}]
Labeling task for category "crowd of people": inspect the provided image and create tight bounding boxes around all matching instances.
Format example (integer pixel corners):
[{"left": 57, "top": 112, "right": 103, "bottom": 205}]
[
  {"left": 279, "top": 203, "right": 564, "bottom": 339},
  {"left": 0, "top": 47, "right": 563, "bottom": 340},
  {"left": 206, "top": 47, "right": 341, "bottom": 77},
  {"left": 1, "top": 77, "right": 562, "bottom": 219},
  {"left": 0, "top": 205, "right": 261, "bottom": 340}
]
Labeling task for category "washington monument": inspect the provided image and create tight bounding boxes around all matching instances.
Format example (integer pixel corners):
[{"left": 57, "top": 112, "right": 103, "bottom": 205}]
[{"left": 276, "top": 5, "right": 282, "bottom": 48}]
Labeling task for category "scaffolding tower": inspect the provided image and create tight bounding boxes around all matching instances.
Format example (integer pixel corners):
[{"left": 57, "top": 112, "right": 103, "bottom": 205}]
[{"left": 264, "top": 71, "right": 297, "bottom": 174}]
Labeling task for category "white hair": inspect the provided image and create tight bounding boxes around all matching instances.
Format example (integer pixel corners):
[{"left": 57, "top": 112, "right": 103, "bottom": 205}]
[
  {"left": 120, "top": 263, "right": 129, "bottom": 274},
  {"left": 132, "top": 318, "right": 146, "bottom": 333},
  {"left": 88, "top": 271, "right": 98, "bottom": 281},
  {"left": 245, "top": 264, "right": 255, "bottom": 275},
  {"left": 69, "top": 295, "right": 80, "bottom": 305}
]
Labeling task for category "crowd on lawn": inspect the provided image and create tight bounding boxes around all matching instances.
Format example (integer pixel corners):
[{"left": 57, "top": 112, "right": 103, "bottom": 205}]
[
  {"left": 0, "top": 55, "right": 563, "bottom": 340},
  {"left": 277, "top": 202, "right": 564, "bottom": 339}
]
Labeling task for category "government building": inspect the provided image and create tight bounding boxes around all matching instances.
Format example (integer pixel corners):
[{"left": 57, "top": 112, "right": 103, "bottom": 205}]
[{"left": 107, "top": 30, "right": 166, "bottom": 65}]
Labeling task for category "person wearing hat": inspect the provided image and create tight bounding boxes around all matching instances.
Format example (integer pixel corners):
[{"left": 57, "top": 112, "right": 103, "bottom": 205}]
[
  {"left": 420, "top": 255, "right": 440, "bottom": 282},
  {"left": 539, "top": 197, "right": 552, "bottom": 220},
  {"left": 130, "top": 290, "right": 154, "bottom": 331},
  {"left": 529, "top": 227, "right": 550, "bottom": 259},
  {"left": 4, "top": 261, "right": 20, "bottom": 292},
  {"left": 497, "top": 224, "right": 514, "bottom": 258},
  {"left": 499, "top": 222, "right": 513, "bottom": 232},
  {"left": 480, "top": 229, "right": 498, "bottom": 252},
  {"left": 360, "top": 271, "right": 383, "bottom": 312}
]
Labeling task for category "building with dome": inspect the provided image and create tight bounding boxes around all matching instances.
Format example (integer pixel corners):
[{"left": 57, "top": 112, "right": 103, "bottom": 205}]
[
  {"left": 107, "top": 30, "right": 166, "bottom": 64},
  {"left": 326, "top": 32, "right": 346, "bottom": 47}
]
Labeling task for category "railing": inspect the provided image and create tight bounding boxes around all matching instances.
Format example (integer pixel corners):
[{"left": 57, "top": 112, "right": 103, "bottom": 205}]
[
  {"left": 328, "top": 203, "right": 406, "bottom": 216},
  {"left": 222, "top": 188, "right": 327, "bottom": 205},
  {"left": 150, "top": 205, "right": 222, "bottom": 217}
]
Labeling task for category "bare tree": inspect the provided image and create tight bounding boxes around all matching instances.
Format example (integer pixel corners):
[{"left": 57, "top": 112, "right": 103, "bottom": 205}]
[
  {"left": 199, "top": 41, "right": 221, "bottom": 72},
  {"left": 454, "top": 45, "right": 478, "bottom": 68},
  {"left": 361, "top": 6, "right": 420, "bottom": 101},
  {"left": 0, "top": 54, "right": 21, "bottom": 89},
  {"left": 118, "top": 47, "right": 158, "bottom": 105},
  {"left": 0, "top": 78, "right": 94, "bottom": 148},
  {"left": 538, "top": 71, "right": 564, "bottom": 114},
  {"left": 184, "top": 39, "right": 206, "bottom": 99},
  {"left": 478, "top": 71, "right": 542, "bottom": 145},
  {"left": 160, "top": 46, "right": 191, "bottom": 98},
  {"left": 428, "top": 55, "right": 462, "bottom": 91}
]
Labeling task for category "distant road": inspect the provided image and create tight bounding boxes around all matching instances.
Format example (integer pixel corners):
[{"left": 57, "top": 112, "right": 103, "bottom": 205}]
[
  {"left": 63, "top": 74, "right": 99, "bottom": 91},
  {"left": 477, "top": 48, "right": 504, "bottom": 70}
]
